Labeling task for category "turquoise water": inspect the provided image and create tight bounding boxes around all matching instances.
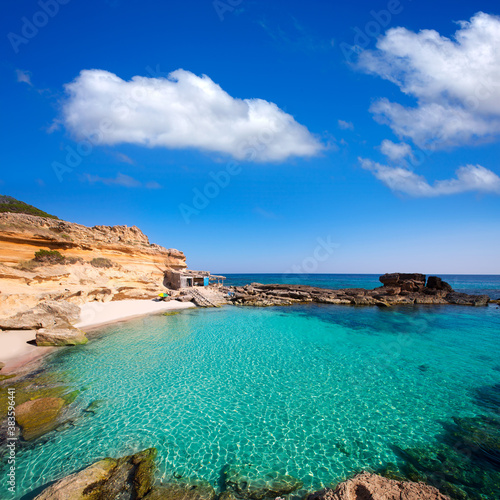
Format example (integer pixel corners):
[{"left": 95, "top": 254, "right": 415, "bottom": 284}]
[
  {"left": 3, "top": 303, "right": 500, "bottom": 499},
  {"left": 223, "top": 273, "right": 500, "bottom": 298}
]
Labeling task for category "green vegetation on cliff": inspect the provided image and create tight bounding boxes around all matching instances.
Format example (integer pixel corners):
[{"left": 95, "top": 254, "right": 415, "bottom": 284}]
[{"left": 0, "top": 195, "right": 58, "bottom": 219}]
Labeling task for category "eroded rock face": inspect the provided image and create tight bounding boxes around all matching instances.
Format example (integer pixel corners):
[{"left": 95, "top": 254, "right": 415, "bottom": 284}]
[
  {"left": 35, "top": 448, "right": 157, "bottom": 500},
  {"left": 0, "top": 300, "right": 80, "bottom": 330},
  {"left": 224, "top": 466, "right": 303, "bottom": 500},
  {"left": 306, "top": 472, "right": 451, "bottom": 500},
  {"left": 36, "top": 327, "right": 88, "bottom": 346}
]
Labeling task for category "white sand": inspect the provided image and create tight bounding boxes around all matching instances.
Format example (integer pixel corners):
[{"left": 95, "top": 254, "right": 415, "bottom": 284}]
[
  {"left": 75, "top": 299, "right": 196, "bottom": 329},
  {"left": 0, "top": 300, "right": 196, "bottom": 372},
  {"left": 0, "top": 330, "right": 54, "bottom": 372}
]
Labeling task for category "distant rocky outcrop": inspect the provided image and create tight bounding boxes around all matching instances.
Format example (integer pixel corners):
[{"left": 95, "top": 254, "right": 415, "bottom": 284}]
[
  {"left": 228, "top": 273, "right": 490, "bottom": 307},
  {"left": 307, "top": 472, "right": 451, "bottom": 500},
  {"left": 35, "top": 448, "right": 157, "bottom": 499}
]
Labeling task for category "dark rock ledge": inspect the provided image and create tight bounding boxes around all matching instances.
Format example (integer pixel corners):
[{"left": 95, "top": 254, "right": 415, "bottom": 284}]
[
  {"left": 228, "top": 273, "right": 490, "bottom": 307},
  {"left": 32, "top": 451, "right": 452, "bottom": 500}
]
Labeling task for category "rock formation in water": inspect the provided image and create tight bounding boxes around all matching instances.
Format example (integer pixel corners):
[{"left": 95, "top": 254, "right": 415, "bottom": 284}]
[
  {"left": 228, "top": 273, "right": 490, "bottom": 307},
  {"left": 34, "top": 448, "right": 157, "bottom": 499}
]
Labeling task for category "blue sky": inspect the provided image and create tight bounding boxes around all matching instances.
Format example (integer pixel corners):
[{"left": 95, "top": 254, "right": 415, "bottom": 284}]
[{"left": 1, "top": 0, "right": 500, "bottom": 273}]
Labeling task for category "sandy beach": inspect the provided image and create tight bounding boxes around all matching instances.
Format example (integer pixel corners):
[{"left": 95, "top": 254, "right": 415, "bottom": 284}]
[
  {"left": 75, "top": 299, "right": 196, "bottom": 329},
  {"left": 0, "top": 299, "right": 196, "bottom": 372}
]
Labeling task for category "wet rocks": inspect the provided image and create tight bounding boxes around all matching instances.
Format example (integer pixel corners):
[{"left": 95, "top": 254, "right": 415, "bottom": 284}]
[
  {"left": 306, "top": 472, "right": 451, "bottom": 500},
  {"left": 224, "top": 466, "right": 303, "bottom": 500},
  {"left": 15, "top": 396, "right": 66, "bottom": 441},
  {"left": 36, "top": 326, "right": 88, "bottom": 346},
  {"left": 35, "top": 448, "right": 157, "bottom": 499}
]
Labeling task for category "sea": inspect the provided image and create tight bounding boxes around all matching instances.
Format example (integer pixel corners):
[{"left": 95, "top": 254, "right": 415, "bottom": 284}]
[{"left": 1, "top": 274, "right": 499, "bottom": 500}]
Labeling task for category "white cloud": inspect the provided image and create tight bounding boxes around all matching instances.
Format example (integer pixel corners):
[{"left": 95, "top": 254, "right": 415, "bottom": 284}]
[
  {"left": 380, "top": 139, "right": 412, "bottom": 162},
  {"left": 61, "top": 69, "right": 323, "bottom": 162},
  {"left": 16, "top": 69, "right": 32, "bottom": 86},
  {"left": 338, "top": 119, "right": 354, "bottom": 130},
  {"left": 360, "top": 159, "right": 500, "bottom": 197},
  {"left": 83, "top": 172, "right": 161, "bottom": 189},
  {"left": 359, "top": 12, "right": 500, "bottom": 148}
]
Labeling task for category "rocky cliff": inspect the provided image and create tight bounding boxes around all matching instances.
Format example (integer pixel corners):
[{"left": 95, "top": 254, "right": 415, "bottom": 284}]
[{"left": 0, "top": 213, "right": 187, "bottom": 317}]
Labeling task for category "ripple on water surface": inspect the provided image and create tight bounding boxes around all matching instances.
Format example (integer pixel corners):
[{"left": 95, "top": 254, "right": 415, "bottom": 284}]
[{"left": 2, "top": 304, "right": 500, "bottom": 499}]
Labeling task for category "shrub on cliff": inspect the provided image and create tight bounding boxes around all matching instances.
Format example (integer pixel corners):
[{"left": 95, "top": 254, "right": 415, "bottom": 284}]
[
  {"left": 90, "top": 257, "right": 114, "bottom": 268},
  {"left": 0, "top": 195, "right": 58, "bottom": 219},
  {"left": 34, "top": 249, "right": 65, "bottom": 264}
]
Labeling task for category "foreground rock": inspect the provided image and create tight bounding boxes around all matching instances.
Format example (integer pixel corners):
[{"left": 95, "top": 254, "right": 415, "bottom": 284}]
[
  {"left": 224, "top": 465, "right": 303, "bottom": 500},
  {"left": 36, "top": 326, "right": 88, "bottom": 346},
  {"left": 0, "top": 300, "right": 80, "bottom": 330},
  {"left": 35, "top": 448, "right": 157, "bottom": 499},
  {"left": 15, "top": 396, "right": 66, "bottom": 441},
  {"left": 228, "top": 274, "right": 490, "bottom": 308},
  {"left": 307, "top": 472, "right": 451, "bottom": 500}
]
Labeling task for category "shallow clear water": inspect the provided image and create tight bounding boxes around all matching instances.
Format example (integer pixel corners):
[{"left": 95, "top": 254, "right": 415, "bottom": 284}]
[{"left": 3, "top": 304, "right": 500, "bottom": 499}]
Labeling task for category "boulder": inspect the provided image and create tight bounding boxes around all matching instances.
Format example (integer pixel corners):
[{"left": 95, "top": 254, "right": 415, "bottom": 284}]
[
  {"left": 145, "top": 478, "right": 215, "bottom": 500},
  {"left": 306, "top": 472, "right": 451, "bottom": 500},
  {"left": 379, "top": 273, "right": 426, "bottom": 290},
  {"left": 176, "top": 295, "right": 193, "bottom": 302},
  {"left": 35, "top": 448, "right": 157, "bottom": 499},
  {"left": 426, "top": 276, "right": 453, "bottom": 292},
  {"left": 16, "top": 397, "right": 66, "bottom": 441},
  {"left": 0, "top": 300, "right": 80, "bottom": 330},
  {"left": 36, "top": 327, "right": 88, "bottom": 346},
  {"left": 445, "top": 292, "right": 489, "bottom": 306},
  {"left": 225, "top": 466, "right": 303, "bottom": 500}
]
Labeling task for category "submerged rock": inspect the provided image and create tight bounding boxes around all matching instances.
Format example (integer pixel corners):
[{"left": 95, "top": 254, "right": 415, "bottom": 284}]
[
  {"left": 35, "top": 447, "right": 157, "bottom": 499},
  {"left": 145, "top": 478, "right": 215, "bottom": 500},
  {"left": 15, "top": 396, "right": 66, "bottom": 441},
  {"left": 36, "top": 326, "right": 88, "bottom": 346},
  {"left": 306, "top": 472, "right": 451, "bottom": 500},
  {"left": 224, "top": 466, "right": 303, "bottom": 500}
]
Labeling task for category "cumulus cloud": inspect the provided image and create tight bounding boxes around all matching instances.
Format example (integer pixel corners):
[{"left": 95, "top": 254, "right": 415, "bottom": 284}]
[
  {"left": 83, "top": 172, "right": 161, "bottom": 189},
  {"left": 380, "top": 139, "right": 412, "bottom": 162},
  {"left": 360, "top": 159, "right": 500, "bottom": 197},
  {"left": 61, "top": 69, "right": 323, "bottom": 162},
  {"left": 358, "top": 12, "right": 500, "bottom": 148}
]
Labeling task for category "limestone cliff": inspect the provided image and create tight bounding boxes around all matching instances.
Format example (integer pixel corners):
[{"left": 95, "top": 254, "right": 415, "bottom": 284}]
[{"left": 0, "top": 213, "right": 187, "bottom": 317}]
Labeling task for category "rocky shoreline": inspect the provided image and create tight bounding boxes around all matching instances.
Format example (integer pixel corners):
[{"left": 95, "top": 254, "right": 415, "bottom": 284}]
[
  {"left": 227, "top": 273, "right": 491, "bottom": 307},
  {"left": 29, "top": 446, "right": 452, "bottom": 500}
]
